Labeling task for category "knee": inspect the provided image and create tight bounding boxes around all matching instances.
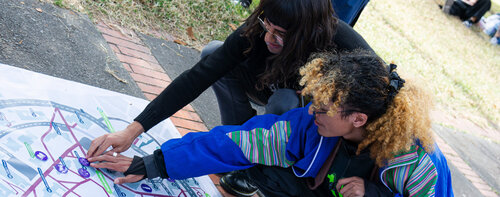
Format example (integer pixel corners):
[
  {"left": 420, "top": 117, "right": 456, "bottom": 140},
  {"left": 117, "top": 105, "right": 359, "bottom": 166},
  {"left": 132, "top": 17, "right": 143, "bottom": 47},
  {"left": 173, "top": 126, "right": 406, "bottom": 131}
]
[
  {"left": 200, "top": 40, "right": 224, "bottom": 59},
  {"left": 265, "top": 89, "right": 300, "bottom": 115}
]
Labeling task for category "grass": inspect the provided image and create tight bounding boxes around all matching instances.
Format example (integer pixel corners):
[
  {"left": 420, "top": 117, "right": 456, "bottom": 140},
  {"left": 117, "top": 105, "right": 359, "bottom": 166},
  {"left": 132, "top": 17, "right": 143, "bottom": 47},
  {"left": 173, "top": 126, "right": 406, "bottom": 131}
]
[
  {"left": 354, "top": 0, "right": 499, "bottom": 132},
  {"left": 51, "top": 0, "right": 499, "bottom": 133},
  {"left": 56, "top": 0, "right": 257, "bottom": 49}
]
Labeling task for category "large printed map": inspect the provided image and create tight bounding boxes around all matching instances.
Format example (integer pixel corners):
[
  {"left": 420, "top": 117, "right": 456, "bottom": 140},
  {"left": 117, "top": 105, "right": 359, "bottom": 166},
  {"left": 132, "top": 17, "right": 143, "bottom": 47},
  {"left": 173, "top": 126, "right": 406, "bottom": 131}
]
[{"left": 0, "top": 64, "right": 221, "bottom": 197}]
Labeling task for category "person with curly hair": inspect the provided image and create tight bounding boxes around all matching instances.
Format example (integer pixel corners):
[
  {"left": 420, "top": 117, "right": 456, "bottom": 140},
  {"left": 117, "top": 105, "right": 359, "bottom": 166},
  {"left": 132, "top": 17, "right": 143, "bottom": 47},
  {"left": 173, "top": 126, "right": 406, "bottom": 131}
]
[
  {"left": 87, "top": 0, "right": 374, "bottom": 195},
  {"left": 88, "top": 50, "right": 453, "bottom": 196}
]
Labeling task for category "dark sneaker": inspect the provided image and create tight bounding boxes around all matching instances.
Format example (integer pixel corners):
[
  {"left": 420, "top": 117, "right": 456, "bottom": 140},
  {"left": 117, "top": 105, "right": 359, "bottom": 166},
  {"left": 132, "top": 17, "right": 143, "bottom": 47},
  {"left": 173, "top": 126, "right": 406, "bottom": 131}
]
[
  {"left": 220, "top": 170, "right": 258, "bottom": 197},
  {"left": 239, "top": 0, "right": 252, "bottom": 8},
  {"left": 231, "top": 0, "right": 252, "bottom": 8},
  {"left": 463, "top": 20, "right": 473, "bottom": 28}
]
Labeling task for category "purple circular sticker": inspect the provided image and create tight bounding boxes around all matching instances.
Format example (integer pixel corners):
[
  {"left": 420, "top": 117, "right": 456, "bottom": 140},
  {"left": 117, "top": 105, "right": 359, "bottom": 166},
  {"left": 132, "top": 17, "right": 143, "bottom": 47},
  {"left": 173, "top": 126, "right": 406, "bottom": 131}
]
[
  {"left": 141, "top": 184, "right": 152, "bottom": 192},
  {"left": 35, "top": 151, "right": 48, "bottom": 161},
  {"left": 78, "top": 168, "right": 90, "bottom": 178},
  {"left": 78, "top": 158, "right": 90, "bottom": 166},
  {"left": 55, "top": 164, "right": 68, "bottom": 174}
]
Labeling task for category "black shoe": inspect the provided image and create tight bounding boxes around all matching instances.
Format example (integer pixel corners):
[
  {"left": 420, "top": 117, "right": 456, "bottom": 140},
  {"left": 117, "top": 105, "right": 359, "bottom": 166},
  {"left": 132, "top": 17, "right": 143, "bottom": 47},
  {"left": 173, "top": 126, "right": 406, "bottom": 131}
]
[
  {"left": 239, "top": 0, "right": 252, "bottom": 8},
  {"left": 220, "top": 170, "right": 258, "bottom": 197}
]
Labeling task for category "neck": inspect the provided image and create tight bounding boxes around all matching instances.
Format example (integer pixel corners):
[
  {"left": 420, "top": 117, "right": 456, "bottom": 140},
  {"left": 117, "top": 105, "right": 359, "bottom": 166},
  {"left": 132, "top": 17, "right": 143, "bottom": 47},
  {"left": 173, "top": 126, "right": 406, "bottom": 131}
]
[{"left": 343, "top": 127, "right": 366, "bottom": 143}]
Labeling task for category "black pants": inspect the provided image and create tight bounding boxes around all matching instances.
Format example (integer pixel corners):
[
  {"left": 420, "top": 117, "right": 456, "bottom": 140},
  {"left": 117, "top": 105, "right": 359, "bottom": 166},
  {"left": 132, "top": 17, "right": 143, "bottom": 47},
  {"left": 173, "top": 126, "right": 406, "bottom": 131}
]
[
  {"left": 201, "top": 41, "right": 301, "bottom": 125},
  {"left": 450, "top": 0, "right": 491, "bottom": 21},
  {"left": 245, "top": 165, "right": 329, "bottom": 197}
]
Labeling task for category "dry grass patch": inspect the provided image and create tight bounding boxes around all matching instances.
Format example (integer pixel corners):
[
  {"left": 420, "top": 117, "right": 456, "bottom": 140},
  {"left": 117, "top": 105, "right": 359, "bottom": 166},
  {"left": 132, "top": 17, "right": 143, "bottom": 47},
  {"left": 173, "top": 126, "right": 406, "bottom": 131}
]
[
  {"left": 355, "top": 0, "right": 500, "bottom": 132},
  {"left": 49, "top": 0, "right": 257, "bottom": 50}
]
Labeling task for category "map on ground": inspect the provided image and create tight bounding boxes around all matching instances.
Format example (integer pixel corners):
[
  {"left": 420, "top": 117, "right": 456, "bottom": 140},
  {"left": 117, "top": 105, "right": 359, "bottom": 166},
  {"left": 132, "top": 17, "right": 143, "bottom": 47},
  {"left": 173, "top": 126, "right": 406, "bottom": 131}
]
[{"left": 0, "top": 64, "right": 221, "bottom": 197}]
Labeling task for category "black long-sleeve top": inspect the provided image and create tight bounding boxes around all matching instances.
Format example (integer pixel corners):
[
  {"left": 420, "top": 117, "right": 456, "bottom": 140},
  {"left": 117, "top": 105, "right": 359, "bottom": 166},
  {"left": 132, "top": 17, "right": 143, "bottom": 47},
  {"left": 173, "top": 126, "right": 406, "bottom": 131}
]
[{"left": 134, "top": 20, "right": 374, "bottom": 132}]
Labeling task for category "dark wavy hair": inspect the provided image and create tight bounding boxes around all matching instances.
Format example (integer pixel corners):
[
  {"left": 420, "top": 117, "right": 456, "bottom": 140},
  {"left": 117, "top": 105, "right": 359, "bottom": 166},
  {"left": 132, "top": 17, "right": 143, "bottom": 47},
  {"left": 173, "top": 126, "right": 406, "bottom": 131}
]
[{"left": 242, "top": 0, "right": 338, "bottom": 89}]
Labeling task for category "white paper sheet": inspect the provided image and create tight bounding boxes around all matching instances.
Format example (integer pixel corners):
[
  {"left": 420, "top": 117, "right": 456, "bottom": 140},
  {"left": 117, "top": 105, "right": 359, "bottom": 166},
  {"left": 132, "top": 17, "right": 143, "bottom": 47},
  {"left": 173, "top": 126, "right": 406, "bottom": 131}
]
[{"left": 0, "top": 64, "right": 221, "bottom": 197}]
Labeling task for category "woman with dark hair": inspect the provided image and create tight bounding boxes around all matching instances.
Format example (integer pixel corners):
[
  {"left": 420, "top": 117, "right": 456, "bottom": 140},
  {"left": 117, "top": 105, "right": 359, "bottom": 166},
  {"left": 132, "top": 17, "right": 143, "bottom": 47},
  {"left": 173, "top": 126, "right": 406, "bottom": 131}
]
[
  {"left": 87, "top": 0, "right": 373, "bottom": 195},
  {"left": 88, "top": 50, "right": 453, "bottom": 196}
]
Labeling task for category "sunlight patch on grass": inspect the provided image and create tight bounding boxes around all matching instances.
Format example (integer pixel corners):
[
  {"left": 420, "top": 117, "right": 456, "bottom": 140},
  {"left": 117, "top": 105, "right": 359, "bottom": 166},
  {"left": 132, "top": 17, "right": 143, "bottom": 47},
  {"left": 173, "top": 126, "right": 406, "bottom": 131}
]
[{"left": 355, "top": 0, "right": 500, "bottom": 130}]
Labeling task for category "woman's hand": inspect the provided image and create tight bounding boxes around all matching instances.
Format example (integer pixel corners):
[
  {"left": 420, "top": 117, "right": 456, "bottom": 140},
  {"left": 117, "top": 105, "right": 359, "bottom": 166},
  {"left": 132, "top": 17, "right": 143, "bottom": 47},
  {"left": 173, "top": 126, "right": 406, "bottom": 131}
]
[
  {"left": 87, "top": 121, "right": 145, "bottom": 158},
  {"left": 337, "top": 176, "right": 365, "bottom": 197},
  {"left": 89, "top": 152, "right": 144, "bottom": 184}
]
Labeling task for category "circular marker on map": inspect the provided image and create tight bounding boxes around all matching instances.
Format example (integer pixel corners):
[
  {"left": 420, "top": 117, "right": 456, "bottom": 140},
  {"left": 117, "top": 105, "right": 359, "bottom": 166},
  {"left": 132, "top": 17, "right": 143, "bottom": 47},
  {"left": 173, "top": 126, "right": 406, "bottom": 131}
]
[
  {"left": 79, "top": 158, "right": 90, "bottom": 166},
  {"left": 78, "top": 168, "right": 90, "bottom": 178},
  {"left": 55, "top": 164, "right": 68, "bottom": 174},
  {"left": 35, "top": 151, "right": 48, "bottom": 161},
  {"left": 141, "top": 184, "right": 152, "bottom": 192}
]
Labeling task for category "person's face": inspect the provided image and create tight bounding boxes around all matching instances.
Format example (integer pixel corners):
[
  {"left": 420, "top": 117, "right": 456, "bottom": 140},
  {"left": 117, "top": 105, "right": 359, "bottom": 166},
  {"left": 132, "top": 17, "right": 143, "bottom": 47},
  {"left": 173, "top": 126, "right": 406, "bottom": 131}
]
[
  {"left": 258, "top": 16, "right": 286, "bottom": 54},
  {"left": 309, "top": 103, "right": 358, "bottom": 138}
]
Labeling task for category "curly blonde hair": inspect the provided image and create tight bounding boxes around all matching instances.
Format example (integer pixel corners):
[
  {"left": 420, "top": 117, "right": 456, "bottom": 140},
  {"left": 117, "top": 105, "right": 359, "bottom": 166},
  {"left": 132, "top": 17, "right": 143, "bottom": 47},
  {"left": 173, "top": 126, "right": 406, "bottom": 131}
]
[{"left": 299, "top": 50, "right": 434, "bottom": 166}]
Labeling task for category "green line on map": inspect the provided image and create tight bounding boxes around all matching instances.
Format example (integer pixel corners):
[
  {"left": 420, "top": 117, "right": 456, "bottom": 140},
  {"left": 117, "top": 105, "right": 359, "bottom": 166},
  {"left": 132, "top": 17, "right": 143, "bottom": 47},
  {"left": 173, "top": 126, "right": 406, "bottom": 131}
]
[
  {"left": 97, "top": 107, "right": 115, "bottom": 133},
  {"left": 24, "top": 142, "right": 34, "bottom": 158},
  {"left": 96, "top": 170, "right": 113, "bottom": 194}
]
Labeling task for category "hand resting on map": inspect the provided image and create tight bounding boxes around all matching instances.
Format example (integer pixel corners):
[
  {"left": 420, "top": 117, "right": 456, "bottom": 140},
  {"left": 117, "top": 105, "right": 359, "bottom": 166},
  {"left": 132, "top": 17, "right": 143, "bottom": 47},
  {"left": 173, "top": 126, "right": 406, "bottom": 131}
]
[
  {"left": 87, "top": 121, "right": 145, "bottom": 158},
  {"left": 89, "top": 151, "right": 144, "bottom": 184}
]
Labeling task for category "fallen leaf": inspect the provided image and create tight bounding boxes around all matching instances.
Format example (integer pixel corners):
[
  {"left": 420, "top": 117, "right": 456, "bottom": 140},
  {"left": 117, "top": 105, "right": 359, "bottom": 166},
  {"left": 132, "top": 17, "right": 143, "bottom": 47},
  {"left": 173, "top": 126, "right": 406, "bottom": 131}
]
[
  {"left": 186, "top": 27, "right": 196, "bottom": 40},
  {"left": 18, "top": 40, "right": 23, "bottom": 45},
  {"left": 105, "top": 68, "right": 128, "bottom": 84},
  {"left": 35, "top": 8, "right": 43, "bottom": 13},
  {"left": 229, "top": 23, "right": 237, "bottom": 31},
  {"left": 174, "top": 39, "right": 187, "bottom": 46},
  {"left": 20, "top": 2, "right": 24, "bottom": 4}
]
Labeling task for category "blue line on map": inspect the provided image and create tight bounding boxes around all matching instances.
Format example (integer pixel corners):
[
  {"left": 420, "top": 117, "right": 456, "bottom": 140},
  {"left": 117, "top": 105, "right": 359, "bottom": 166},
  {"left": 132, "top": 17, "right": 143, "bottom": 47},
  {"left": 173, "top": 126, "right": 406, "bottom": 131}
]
[
  {"left": 2, "top": 159, "right": 13, "bottom": 179},
  {"left": 37, "top": 167, "right": 52, "bottom": 193},
  {"left": 113, "top": 184, "right": 126, "bottom": 197},
  {"left": 52, "top": 122, "right": 61, "bottom": 135},
  {"left": 75, "top": 111, "right": 84, "bottom": 124},
  {"left": 59, "top": 157, "right": 67, "bottom": 167},
  {"left": 159, "top": 181, "right": 173, "bottom": 196},
  {"left": 29, "top": 108, "right": 37, "bottom": 117},
  {"left": 74, "top": 151, "right": 86, "bottom": 170},
  {"left": 148, "top": 179, "right": 159, "bottom": 190}
]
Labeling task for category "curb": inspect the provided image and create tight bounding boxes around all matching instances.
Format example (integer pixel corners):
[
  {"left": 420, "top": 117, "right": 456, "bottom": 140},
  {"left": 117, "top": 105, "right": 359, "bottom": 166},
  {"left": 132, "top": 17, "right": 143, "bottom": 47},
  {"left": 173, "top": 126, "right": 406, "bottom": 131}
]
[{"left": 95, "top": 21, "right": 237, "bottom": 196}]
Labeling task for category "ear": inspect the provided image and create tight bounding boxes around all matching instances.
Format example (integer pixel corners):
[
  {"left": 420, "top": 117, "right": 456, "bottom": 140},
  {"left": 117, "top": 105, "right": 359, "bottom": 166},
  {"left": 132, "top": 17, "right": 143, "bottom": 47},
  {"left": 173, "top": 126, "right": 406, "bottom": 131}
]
[{"left": 350, "top": 113, "right": 368, "bottom": 128}]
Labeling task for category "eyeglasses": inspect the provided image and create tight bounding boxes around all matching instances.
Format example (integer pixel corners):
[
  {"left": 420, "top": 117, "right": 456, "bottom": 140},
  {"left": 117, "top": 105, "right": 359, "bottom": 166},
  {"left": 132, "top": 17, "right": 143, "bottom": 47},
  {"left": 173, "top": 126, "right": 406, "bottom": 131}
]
[
  {"left": 313, "top": 111, "right": 328, "bottom": 117},
  {"left": 257, "top": 15, "right": 285, "bottom": 46},
  {"left": 313, "top": 109, "right": 362, "bottom": 117}
]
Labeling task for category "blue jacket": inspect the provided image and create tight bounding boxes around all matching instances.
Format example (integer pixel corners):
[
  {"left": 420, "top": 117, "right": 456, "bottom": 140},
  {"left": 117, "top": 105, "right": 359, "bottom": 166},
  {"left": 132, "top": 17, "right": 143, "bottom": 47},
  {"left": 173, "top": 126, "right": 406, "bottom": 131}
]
[{"left": 160, "top": 105, "right": 453, "bottom": 196}]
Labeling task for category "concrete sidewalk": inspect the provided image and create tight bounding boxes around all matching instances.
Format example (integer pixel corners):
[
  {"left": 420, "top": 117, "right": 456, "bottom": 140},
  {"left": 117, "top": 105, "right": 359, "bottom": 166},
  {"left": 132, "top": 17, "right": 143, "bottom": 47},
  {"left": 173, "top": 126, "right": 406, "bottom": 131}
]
[{"left": 1, "top": 0, "right": 499, "bottom": 196}]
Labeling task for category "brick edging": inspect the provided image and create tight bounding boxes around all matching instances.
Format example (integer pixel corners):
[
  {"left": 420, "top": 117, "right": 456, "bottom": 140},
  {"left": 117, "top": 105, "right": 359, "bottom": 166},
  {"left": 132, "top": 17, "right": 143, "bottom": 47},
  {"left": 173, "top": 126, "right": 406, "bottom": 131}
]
[
  {"left": 96, "top": 21, "right": 207, "bottom": 133},
  {"left": 96, "top": 21, "right": 232, "bottom": 195}
]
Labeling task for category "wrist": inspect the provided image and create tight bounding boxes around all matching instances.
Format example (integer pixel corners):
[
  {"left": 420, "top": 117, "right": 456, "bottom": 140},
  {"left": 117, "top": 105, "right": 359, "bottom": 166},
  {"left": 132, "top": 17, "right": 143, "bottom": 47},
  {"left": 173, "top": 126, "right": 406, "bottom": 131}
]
[{"left": 126, "top": 121, "right": 145, "bottom": 140}]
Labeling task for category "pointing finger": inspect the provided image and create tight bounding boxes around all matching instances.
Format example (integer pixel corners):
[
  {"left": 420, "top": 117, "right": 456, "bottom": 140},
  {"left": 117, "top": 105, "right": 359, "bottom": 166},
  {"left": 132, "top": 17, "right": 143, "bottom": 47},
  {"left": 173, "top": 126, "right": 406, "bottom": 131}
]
[
  {"left": 87, "top": 135, "right": 106, "bottom": 158},
  {"left": 114, "top": 174, "right": 144, "bottom": 184}
]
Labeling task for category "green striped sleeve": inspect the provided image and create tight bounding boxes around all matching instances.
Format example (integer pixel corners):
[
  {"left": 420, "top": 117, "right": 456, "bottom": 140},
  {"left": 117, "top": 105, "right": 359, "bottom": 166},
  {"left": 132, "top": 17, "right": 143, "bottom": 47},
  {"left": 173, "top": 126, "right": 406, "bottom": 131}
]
[{"left": 226, "top": 121, "right": 294, "bottom": 167}]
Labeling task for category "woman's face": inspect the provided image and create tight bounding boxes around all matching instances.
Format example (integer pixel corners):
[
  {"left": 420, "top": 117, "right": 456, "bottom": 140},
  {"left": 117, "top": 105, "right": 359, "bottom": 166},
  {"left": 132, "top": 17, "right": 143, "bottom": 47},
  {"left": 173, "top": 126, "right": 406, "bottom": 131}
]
[
  {"left": 261, "top": 18, "right": 287, "bottom": 54},
  {"left": 309, "top": 102, "right": 363, "bottom": 141}
]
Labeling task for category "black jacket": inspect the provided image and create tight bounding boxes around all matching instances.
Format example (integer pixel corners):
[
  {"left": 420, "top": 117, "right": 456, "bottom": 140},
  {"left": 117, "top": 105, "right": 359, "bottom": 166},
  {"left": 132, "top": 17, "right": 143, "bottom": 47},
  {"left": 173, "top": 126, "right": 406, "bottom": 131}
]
[{"left": 135, "top": 20, "right": 374, "bottom": 131}]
